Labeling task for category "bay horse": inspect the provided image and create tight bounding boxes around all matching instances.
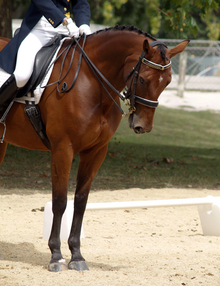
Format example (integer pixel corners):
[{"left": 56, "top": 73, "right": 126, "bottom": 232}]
[{"left": 0, "top": 26, "right": 189, "bottom": 271}]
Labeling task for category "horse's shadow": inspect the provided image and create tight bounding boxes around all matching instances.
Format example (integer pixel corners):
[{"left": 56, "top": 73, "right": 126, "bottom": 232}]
[
  {"left": 0, "top": 241, "right": 128, "bottom": 271},
  {"left": 88, "top": 261, "right": 129, "bottom": 271},
  {"left": 0, "top": 241, "right": 50, "bottom": 268}
]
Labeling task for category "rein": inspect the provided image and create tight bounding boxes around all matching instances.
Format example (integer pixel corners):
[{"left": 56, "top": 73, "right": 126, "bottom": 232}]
[
  {"left": 41, "top": 36, "right": 86, "bottom": 93},
  {"left": 45, "top": 35, "right": 171, "bottom": 116}
]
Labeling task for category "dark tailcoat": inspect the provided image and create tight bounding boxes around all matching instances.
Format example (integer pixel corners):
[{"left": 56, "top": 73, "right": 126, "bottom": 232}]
[{"left": 0, "top": 0, "right": 90, "bottom": 73}]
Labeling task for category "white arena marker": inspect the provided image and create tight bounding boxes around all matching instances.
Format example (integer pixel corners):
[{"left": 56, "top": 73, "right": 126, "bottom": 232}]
[
  {"left": 43, "top": 201, "right": 84, "bottom": 240},
  {"left": 43, "top": 196, "right": 220, "bottom": 239},
  {"left": 86, "top": 196, "right": 216, "bottom": 210}
]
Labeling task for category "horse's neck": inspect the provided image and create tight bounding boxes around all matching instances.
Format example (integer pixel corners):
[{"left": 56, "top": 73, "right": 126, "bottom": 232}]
[
  {"left": 86, "top": 31, "right": 143, "bottom": 89},
  {"left": 0, "top": 37, "right": 10, "bottom": 51},
  {"left": 92, "top": 32, "right": 142, "bottom": 62}
]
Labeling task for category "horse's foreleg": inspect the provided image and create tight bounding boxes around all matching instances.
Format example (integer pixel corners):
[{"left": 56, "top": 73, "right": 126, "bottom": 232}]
[
  {"left": 68, "top": 144, "right": 108, "bottom": 271},
  {"left": 48, "top": 147, "right": 73, "bottom": 272}
]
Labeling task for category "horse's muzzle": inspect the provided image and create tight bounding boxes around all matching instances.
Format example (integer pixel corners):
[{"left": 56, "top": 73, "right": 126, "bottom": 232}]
[{"left": 128, "top": 113, "right": 153, "bottom": 134}]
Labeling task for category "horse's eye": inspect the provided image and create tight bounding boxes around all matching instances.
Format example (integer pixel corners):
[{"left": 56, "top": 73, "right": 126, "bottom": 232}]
[{"left": 139, "top": 77, "right": 145, "bottom": 85}]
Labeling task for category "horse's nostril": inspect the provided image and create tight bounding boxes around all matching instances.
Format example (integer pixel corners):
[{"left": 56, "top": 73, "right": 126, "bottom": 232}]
[{"left": 134, "top": 126, "right": 144, "bottom": 134}]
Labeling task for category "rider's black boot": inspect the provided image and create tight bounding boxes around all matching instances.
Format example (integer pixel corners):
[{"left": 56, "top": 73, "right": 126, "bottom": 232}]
[{"left": 0, "top": 74, "right": 18, "bottom": 106}]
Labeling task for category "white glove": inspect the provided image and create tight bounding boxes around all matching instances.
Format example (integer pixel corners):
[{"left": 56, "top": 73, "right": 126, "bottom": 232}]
[
  {"left": 79, "top": 24, "right": 91, "bottom": 35},
  {"left": 64, "top": 18, "right": 79, "bottom": 38}
]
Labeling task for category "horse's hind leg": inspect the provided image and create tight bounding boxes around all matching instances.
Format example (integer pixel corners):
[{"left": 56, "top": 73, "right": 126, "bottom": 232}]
[
  {"left": 68, "top": 144, "right": 108, "bottom": 271},
  {"left": 0, "top": 141, "right": 7, "bottom": 165},
  {"left": 0, "top": 141, "right": 7, "bottom": 260},
  {"left": 48, "top": 146, "right": 73, "bottom": 272}
]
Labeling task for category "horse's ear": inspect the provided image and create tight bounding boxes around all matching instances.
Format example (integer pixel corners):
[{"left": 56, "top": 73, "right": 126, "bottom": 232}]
[
  {"left": 167, "top": 40, "right": 190, "bottom": 59},
  {"left": 143, "top": 39, "right": 153, "bottom": 55}
]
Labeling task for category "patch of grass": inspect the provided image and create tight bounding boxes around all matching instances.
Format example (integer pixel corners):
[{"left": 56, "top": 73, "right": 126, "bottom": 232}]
[{"left": 1, "top": 106, "right": 220, "bottom": 192}]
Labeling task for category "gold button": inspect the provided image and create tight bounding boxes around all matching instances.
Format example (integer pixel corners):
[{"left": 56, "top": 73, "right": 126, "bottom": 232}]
[
  {"left": 64, "top": 7, "right": 67, "bottom": 11},
  {"left": 48, "top": 18, "right": 54, "bottom": 24}
]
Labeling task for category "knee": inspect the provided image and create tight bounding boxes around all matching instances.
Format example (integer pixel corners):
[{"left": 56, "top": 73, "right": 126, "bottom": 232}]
[{"left": 14, "top": 73, "right": 30, "bottom": 88}]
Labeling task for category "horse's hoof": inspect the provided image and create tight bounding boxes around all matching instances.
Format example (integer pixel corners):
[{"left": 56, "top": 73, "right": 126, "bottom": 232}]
[
  {"left": 48, "top": 259, "right": 68, "bottom": 272},
  {"left": 68, "top": 260, "right": 89, "bottom": 271}
]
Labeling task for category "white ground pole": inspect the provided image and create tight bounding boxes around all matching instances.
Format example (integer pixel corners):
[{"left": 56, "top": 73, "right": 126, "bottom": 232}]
[{"left": 43, "top": 196, "right": 220, "bottom": 240}]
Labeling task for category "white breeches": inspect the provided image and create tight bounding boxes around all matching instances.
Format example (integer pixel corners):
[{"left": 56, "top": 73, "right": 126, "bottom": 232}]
[{"left": 13, "top": 16, "right": 70, "bottom": 88}]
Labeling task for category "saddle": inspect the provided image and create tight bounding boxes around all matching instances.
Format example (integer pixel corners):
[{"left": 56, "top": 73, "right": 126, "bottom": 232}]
[
  {"left": 17, "top": 34, "right": 64, "bottom": 99},
  {"left": 1, "top": 33, "right": 85, "bottom": 148},
  {"left": 9, "top": 34, "right": 65, "bottom": 149}
]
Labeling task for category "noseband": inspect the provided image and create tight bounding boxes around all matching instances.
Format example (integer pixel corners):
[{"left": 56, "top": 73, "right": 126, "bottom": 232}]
[{"left": 122, "top": 41, "right": 172, "bottom": 115}]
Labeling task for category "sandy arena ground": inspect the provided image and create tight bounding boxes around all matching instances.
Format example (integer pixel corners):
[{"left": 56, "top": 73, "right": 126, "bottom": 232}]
[
  {"left": 0, "top": 187, "right": 220, "bottom": 286},
  {"left": 160, "top": 89, "right": 220, "bottom": 112}
]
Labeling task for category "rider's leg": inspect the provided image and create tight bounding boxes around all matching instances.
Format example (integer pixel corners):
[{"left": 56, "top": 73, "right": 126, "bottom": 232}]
[
  {"left": 0, "top": 27, "right": 45, "bottom": 105},
  {"left": 0, "top": 35, "right": 42, "bottom": 105},
  {"left": 14, "top": 32, "right": 46, "bottom": 88},
  {"left": 0, "top": 74, "right": 18, "bottom": 105},
  {"left": 14, "top": 16, "right": 69, "bottom": 88},
  {"left": 0, "top": 16, "right": 70, "bottom": 106}
]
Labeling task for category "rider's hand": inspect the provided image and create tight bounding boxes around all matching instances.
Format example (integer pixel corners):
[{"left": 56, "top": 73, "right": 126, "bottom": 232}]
[
  {"left": 79, "top": 24, "right": 91, "bottom": 35},
  {"left": 63, "top": 18, "right": 79, "bottom": 38}
]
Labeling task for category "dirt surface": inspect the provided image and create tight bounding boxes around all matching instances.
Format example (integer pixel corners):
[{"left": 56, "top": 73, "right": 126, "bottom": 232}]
[
  {"left": 0, "top": 187, "right": 220, "bottom": 286},
  {"left": 160, "top": 90, "right": 220, "bottom": 112}
]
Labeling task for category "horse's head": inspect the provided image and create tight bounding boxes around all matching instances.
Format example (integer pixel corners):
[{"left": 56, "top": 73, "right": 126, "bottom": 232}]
[{"left": 124, "top": 39, "right": 189, "bottom": 134}]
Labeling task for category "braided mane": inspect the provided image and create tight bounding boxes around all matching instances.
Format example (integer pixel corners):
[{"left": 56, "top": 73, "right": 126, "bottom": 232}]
[
  {"left": 94, "top": 25, "right": 156, "bottom": 41},
  {"left": 92, "top": 25, "right": 166, "bottom": 60}
]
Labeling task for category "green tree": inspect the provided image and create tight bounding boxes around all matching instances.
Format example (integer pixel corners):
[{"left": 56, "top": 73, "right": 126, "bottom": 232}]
[
  {"left": 201, "top": 8, "right": 220, "bottom": 40},
  {"left": 88, "top": 0, "right": 220, "bottom": 39},
  {"left": 157, "top": 0, "right": 220, "bottom": 39},
  {"left": 0, "top": 0, "right": 12, "bottom": 38},
  {"left": 0, "top": 0, "right": 219, "bottom": 40}
]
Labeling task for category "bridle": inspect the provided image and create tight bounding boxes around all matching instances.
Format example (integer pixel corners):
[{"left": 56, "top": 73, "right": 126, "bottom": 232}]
[
  {"left": 51, "top": 36, "right": 172, "bottom": 117},
  {"left": 122, "top": 41, "right": 172, "bottom": 115}
]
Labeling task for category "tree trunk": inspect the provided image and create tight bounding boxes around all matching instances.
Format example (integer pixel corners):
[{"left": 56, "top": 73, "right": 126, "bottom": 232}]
[
  {"left": 0, "top": 0, "right": 12, "bottom": 39},
  {"left": 177, "top": 51, "right": 187, "bottom": 98}
]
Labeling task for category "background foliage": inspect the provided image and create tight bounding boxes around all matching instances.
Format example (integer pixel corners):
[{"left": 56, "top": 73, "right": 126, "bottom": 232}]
[{"left": 8, "top": 0, "right": 220, "bottom": 40}]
